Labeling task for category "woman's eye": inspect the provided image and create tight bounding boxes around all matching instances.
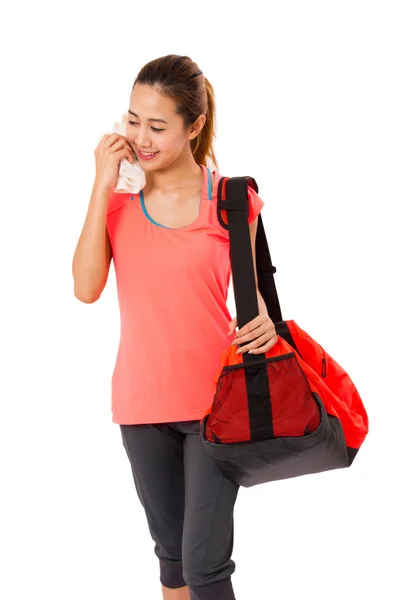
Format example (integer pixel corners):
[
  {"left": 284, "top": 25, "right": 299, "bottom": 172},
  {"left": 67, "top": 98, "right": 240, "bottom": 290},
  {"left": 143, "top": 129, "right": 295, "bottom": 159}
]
[{"left": 128, "top": 121, "right": 164, "bottom": 133}]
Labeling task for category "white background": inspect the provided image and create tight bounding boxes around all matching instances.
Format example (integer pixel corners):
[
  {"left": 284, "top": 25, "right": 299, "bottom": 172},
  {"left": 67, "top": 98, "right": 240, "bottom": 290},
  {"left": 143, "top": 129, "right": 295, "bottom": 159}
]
[{"left": 1, "top": 1, "right": 396, "bottom": 598}]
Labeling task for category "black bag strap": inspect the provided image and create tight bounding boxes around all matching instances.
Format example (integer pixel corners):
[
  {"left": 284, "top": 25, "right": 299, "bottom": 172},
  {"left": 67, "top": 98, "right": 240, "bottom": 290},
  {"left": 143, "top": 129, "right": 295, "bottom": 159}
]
[{"left": 216, "top": 175, "right": 284, "bottom": 363}]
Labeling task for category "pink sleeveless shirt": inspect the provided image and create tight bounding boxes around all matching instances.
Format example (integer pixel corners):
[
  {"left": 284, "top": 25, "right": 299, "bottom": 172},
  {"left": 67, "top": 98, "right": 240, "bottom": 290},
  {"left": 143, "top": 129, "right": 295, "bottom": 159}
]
[{"left": 106, "top": 164, "right": 265, "bottom": 424}]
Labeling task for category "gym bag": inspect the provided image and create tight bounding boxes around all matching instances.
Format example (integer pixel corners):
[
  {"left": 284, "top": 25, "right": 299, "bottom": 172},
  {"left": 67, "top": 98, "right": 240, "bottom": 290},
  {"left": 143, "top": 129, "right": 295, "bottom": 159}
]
[{"left": 200, "top": 175, "right": 369, "bottom": 488}]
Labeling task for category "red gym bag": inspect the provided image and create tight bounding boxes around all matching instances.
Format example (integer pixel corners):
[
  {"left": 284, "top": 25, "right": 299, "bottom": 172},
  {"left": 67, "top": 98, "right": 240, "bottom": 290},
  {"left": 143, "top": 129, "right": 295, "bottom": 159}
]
[{"left": 200, "top": 175, "right": 369, "bottom": 488}]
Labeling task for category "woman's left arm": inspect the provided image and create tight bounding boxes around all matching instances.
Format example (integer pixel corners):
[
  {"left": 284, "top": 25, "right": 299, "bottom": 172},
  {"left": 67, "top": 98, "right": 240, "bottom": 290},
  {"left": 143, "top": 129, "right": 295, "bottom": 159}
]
[{"left": 228, "top": 217, "right": 278, "bottom": 354}]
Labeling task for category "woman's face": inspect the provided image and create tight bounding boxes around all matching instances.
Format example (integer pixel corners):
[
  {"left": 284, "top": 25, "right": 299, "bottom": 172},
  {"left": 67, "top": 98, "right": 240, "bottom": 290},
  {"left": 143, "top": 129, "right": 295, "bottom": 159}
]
[{"left": 126, "top": 83, "right": 205, "bottom": 170}]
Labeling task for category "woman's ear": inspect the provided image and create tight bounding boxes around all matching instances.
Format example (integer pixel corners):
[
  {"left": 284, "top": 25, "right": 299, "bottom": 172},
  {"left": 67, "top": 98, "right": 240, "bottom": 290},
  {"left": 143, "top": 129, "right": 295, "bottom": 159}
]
[{"left": 188, "top": 114, "right": 206, "bottom": 141}]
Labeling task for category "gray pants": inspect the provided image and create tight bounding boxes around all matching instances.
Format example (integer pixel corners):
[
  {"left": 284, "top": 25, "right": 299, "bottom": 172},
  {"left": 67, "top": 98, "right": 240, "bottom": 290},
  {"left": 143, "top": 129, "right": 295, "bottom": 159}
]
[{"left": 120, "top": 419, "right": 240, "bottom": 600}]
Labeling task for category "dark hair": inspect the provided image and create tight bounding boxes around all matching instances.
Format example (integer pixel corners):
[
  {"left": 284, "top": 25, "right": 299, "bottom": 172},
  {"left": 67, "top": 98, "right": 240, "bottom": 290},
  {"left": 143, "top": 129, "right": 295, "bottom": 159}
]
[{"left": 133, "top": 54, "right": 218, "bottom": 170}]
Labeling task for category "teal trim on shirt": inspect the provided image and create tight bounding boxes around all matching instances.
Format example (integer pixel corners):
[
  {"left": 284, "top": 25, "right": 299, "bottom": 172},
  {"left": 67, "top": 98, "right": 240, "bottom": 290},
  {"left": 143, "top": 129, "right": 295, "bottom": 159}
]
[
  {"left": 208, "top": 166, "right": 213, "bottom": 201},
  {"left": 139, "top": 188, "right": 166, "bottom": 227},
  {"left": 138, "top": 166, "right": 212, "bottom": 229}
]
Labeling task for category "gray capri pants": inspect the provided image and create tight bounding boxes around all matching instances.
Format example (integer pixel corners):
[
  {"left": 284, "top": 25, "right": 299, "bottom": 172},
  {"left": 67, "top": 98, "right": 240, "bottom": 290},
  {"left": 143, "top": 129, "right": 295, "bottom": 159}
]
[{"left": 119, "top": 419, "right": 240, "bottom": 600}]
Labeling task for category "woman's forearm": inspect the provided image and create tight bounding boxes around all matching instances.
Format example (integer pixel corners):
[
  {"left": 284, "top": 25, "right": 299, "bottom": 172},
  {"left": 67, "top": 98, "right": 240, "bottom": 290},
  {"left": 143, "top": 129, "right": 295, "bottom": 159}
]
[
  {"left": 72, "top": 183, "right": 113, "bottom": 303},
  {"left": 257, "top": 289, "right": 269, "bottom": 315}
]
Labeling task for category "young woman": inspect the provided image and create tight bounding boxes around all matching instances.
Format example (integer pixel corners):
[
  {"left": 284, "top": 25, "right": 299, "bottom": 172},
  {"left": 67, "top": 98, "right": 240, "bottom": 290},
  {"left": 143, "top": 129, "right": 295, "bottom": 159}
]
[{"left": 72, "top": 54, "right": 277, "bottom": 600}]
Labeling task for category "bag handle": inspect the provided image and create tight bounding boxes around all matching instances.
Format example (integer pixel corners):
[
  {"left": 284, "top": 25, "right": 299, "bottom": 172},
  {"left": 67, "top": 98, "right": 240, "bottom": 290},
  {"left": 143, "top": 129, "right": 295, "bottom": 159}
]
[{"left": 217, "top": 176, "right": 283, "bottom": 362}]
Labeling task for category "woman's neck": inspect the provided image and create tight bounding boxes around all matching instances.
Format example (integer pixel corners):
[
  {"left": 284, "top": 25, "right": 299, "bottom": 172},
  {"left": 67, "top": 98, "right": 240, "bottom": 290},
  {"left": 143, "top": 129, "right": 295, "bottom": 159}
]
[{"left": 144, "top": 154, "right": 202, "bottom": 195}]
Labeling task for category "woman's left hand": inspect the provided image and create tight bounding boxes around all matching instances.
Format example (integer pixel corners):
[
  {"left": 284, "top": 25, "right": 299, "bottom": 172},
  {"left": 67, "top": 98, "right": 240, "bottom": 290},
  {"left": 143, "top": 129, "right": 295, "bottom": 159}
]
[{"left": 228, "top": 311, "right": 278, "bottom": 355}]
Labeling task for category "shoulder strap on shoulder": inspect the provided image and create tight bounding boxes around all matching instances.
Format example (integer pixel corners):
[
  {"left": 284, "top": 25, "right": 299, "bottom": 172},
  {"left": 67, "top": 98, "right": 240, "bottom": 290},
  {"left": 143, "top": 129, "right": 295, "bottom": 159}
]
[{"left": 216, "top": 176, "right": 283, "bottom": 346}]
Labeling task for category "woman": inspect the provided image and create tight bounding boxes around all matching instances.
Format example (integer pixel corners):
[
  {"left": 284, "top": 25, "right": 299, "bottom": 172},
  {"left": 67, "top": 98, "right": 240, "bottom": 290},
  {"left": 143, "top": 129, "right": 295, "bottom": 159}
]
[{"left": 72, "top": 54, "right": 277, "bottom": 600}]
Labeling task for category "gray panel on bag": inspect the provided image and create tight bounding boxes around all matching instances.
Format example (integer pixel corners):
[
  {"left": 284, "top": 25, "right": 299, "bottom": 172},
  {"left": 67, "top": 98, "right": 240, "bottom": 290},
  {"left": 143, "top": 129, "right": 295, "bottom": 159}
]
[{"left": 201, "top": 394, "right": 350, "bottom": 488}]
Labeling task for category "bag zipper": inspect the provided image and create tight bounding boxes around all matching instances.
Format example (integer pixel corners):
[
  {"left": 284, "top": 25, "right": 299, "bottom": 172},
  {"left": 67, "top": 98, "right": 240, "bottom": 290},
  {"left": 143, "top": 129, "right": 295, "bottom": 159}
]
[{"left": 321, "top": 349, "right": 327, "bottom": 378}]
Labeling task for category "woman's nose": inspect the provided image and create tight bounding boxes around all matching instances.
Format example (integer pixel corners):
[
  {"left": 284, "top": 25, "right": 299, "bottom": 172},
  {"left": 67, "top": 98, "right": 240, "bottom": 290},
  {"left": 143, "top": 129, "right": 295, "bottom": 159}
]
[{"left": 135, "top": 130, "right": 151, "bottom": 146}]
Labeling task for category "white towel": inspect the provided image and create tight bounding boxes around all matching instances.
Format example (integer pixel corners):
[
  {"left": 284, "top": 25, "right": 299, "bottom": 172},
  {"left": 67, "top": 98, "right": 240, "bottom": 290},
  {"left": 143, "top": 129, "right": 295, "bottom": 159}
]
[{"left": 97, "top": 113, "right": 146, "bottom": 194}]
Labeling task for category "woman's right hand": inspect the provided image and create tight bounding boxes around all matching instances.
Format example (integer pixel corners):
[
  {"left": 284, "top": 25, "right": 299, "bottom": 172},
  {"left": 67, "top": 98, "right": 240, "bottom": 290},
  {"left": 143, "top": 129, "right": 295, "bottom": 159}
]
[{"left": 94, "top": 133, "right": 136, "bottom": 190}]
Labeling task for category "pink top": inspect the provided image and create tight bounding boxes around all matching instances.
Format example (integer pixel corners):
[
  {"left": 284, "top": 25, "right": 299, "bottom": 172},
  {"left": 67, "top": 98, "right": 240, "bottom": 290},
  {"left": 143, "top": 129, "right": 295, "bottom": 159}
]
[{"left": 106, "top": 164, "right": 265, "bottom": 424}]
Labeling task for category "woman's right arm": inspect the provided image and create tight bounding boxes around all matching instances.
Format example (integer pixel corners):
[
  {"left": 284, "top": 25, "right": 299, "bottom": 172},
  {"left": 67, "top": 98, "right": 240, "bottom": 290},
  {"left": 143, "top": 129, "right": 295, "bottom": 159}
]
[
  {"left": 72, "top": 182, "right": 113, "bottom": 303},
  {"left": 72, "top": 132, "right": 135, "bottom": 303}
]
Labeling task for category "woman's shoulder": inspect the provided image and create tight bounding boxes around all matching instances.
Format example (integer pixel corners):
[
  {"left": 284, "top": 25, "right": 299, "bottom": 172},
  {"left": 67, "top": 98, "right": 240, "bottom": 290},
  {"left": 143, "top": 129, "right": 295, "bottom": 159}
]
[
  {"left": 106, "top": 188, "right": 131, "bottom": 216},
  {"left": 209, "top": 167, "right": 264, "bottom": 225}
]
